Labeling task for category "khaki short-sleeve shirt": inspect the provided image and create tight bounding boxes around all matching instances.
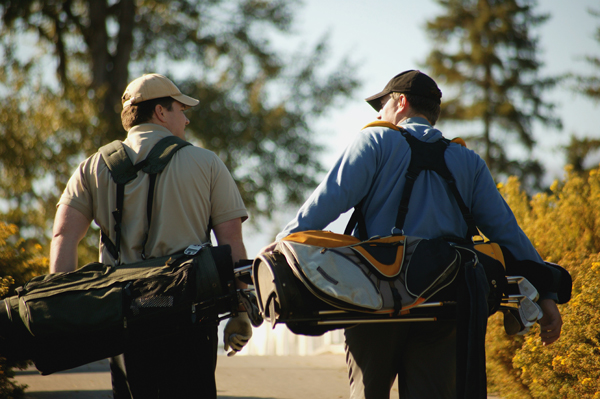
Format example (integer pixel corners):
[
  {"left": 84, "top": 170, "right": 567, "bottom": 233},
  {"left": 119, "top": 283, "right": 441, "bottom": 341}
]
[{"left": 58, "top": 124, "right": 248, "bottom": 264}]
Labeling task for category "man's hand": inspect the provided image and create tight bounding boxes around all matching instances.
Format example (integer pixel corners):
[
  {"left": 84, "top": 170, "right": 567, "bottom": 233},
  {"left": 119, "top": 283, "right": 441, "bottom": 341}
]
[
  {"left": 537, "top": 298, "right": 562, "bottom": 346},
  {"left": 224, "top": 312, "right": 252, "bottom": 356}
]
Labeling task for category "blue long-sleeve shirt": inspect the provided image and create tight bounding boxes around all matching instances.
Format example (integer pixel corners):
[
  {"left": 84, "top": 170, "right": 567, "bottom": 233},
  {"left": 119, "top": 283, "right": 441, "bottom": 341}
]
[{"left": 277, "top": 117, "right": 544, "bottom": 265}]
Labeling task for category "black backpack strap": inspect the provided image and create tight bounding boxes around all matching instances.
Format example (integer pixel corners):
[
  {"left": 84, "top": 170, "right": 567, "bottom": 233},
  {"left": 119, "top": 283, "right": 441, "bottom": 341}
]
[
  {"left": 135, "top": 136, "right": 191, "bottom": 259},
  {"left": 396, "top": 130, "right": 479, "bottom": 239},
  {"left": 99, "top": 136, "right": 192, "bottom": 263},
  {"left": 344, "top": 128, "right": 479, "bottom": 240},
  {"left": 139, "top": 173, "right": 158, "bottom": 260},
  {"left": 99, "top": 140, "right": 136, "bottom": 261},
  {"left": 344, "top": 197, "right": 368, "bottom": 240}
]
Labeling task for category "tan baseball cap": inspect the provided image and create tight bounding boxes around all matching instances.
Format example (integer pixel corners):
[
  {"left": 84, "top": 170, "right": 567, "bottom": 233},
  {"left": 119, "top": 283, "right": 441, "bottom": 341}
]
[{"left": 122, "top": 73, "right": 199, "bottom": 108}]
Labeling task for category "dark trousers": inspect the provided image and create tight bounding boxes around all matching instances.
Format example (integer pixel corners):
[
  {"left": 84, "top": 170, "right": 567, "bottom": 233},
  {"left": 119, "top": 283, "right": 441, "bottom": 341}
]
[
  {"left": 109, "top": 323, "right": 218, "bottom": 399},
  {"left": 344, "top": 320, "right": 457, "bottom": 399}
]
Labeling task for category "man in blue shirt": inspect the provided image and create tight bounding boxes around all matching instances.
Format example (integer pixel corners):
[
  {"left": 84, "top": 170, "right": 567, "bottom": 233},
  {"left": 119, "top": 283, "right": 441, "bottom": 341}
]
[{"left": 266, "top": 70, "right": 562, "bottom": 398}]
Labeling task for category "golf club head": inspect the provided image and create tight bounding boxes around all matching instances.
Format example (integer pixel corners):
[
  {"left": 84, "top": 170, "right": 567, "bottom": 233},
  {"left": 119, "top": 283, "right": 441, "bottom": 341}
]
[
  {"left": 237, "top": 290, "right": 264, "bottom": 328},
  {"left": 501, "top": 306, "right": 535, "bottom": 335},
  {"left": 501, "top": 296, "right": 540, "bottom": 322},
  {"left": 502, "top": 307, "right": 524, "bottom": 335},
  {"left": 534, "top": 301, "right": 543, "bottom": 321},
  {"left": 518, "top": 297, "right": 540, "bottom": 322},
  {"left": 234, "top": 262, "right": 254, "bottom": 285},
  {"left": 507, "top": 276, "right": 539, "bottom": 302}
]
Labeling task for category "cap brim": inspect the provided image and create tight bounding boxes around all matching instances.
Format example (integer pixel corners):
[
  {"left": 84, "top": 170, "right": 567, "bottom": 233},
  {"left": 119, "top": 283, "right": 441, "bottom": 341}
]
[
  {"left": 172, "top": 94, "right": 199, "bottom": 107},
  {"left": 365, "top": 89, "right": 390, "bottom": 111}
]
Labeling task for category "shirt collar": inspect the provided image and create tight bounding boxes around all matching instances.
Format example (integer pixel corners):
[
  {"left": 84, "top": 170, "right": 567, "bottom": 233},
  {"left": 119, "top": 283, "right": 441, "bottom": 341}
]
[
  {"left": 399, "top": 117, "right": 443, "bottom": 142},
  {"left": 127, "top": 123, "right": 173, "bottom": 140},
  {"left": 123, "top": 124, "right": 175, "bottom": 163}
]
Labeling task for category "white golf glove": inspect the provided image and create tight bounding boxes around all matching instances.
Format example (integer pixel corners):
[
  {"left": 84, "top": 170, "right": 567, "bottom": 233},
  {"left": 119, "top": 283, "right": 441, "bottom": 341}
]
[{"left": 223, "top": 312, "right": 252, "bottom": 356}]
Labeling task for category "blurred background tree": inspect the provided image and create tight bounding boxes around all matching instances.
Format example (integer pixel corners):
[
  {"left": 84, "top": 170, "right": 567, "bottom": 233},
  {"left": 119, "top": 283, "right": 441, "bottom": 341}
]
[
  {"left": 0, "top": 0, "right": 359, "bottom": 264},
  {"left": 423, "top": 0, "right": 562, "bottom": 189},
  {"left": 573, "top": 8, "right": 600, "bottom": 102},
  {"left": 565, "top": 8, "right": 600, "bottom": 173}
]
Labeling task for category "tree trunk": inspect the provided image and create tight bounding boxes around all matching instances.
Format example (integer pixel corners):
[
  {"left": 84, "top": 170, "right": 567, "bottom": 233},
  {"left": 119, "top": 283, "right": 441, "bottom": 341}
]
[
  {"left": 85, "top": 0, "right": 136, "bottom": 143},
  {"left": 483, "top": 63, "right": 493, "bottom": 170}
]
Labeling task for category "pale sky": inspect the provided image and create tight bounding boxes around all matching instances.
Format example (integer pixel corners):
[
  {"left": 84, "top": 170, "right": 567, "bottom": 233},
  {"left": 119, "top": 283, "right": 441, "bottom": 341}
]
[
  {"left": 296, "top": 0, "right": 600, "bottom": 171},
  {"left": 243, "top": 0, "right": 600, "bottom": 257}
]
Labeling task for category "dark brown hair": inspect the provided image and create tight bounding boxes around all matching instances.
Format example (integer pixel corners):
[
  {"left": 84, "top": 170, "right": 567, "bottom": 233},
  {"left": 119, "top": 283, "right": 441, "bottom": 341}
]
[
  {"left": 392, "top": 92, "right": 441, "bottom": 126},
  {"left": 121, "top": 94, "right": 175, "bottom": 131}
]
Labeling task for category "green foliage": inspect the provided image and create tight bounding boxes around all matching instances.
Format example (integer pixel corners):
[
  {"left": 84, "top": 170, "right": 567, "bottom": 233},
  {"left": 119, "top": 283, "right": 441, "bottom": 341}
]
[
  {"left": 0, "top": 0, "right": 359, "bottom": 257},
  {"left": 0, "top": 355, "right": 25, "bottom": 399},
  {"left": 572, "top": 8, "right": 600, "bottom": 102},
  {"left": 0, "top": 47, "right": 99, "bottom": 236},
  {"left": 564, "top": 135, "right": 600, "bottom": 174},
  {"left": 0, "top": 221, "right": 49, "bottom": 399},
  {"left": 424, "top": 0, "right": 561, "bottom": 189},
  {"left": 485, "top": 168, "right": 600, "bottom": 398}
]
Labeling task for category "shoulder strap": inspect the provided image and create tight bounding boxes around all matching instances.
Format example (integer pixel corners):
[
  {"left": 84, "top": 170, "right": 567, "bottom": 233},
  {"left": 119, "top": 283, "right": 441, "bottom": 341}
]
[
  {"left": 344, "top": 196, "right": 368, "bottom": 238},
  {"left": 99, "top": 136, "right": 192, "bottom": 263},
  {"left": 395, "top": 129, "right": 479, "bottom": 239},
  {"left": 99, "top": 141, "right": 138, "bottom": 184},
  {"left": 344, "top": 127, "right": 478, "bottom": 240},
  {"left": 136, "top": 135, "right": 192, "bottom": 175}
]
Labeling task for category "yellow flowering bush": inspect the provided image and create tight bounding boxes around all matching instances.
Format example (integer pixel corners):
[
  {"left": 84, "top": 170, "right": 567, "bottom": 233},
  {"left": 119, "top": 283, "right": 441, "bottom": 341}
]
[
  {"left": 0, "top": 222, "right": 48, "bottom": 288},
  {"left": 486, "top": 167, "right": 600, "bottom": 398},
  {"left": 0, "top": 221, "right": 49, "bottom": 398}
]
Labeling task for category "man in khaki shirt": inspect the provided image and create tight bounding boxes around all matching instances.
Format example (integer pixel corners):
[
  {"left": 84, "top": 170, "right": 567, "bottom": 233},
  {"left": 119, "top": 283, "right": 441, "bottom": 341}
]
[{"left": 50, "top": 73, "right": 251, "bottom": 398}]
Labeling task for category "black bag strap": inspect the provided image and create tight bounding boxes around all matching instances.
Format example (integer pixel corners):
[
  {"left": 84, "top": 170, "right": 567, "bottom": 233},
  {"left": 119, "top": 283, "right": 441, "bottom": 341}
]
[
  {"left": 99, "top": 135, "right": 192, "bottom": 263},
  {"left": 345, "top": 128, "right": 478, "bottom": 241},
  {"left": 395, "top": 129, "right": 479, "bottom": 239},
  {"left": 343, "top": 196, "right": 368, "bottom": 239}
]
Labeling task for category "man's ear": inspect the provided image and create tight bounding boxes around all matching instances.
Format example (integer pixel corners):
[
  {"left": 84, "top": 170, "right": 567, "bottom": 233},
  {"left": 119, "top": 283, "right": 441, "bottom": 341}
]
[
  {"left": 154, "top": 104, "right": 167, "bottom": 123},
  {"left": 397, "top": 94, "right": 409, "bottom": 112}
]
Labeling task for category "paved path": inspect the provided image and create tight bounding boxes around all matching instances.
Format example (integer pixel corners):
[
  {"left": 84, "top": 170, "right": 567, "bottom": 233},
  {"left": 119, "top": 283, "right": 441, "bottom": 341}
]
[
  {"left": 14, "top": 355, "right": 356, "bottom": 399},
  {"left": 14, "top": 355, "right": 500, "bottom": 398}
]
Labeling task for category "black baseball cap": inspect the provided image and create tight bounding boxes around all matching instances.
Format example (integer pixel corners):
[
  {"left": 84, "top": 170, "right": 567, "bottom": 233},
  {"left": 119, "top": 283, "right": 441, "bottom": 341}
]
[{"left": 365, "top": 70, "right": 442, "bottom": 111}]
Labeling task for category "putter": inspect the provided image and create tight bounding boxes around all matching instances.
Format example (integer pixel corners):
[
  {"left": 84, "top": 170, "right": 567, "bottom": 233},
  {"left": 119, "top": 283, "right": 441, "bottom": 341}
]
[{"left": 507, "top": 276, "right": 539, "bottom": 302}]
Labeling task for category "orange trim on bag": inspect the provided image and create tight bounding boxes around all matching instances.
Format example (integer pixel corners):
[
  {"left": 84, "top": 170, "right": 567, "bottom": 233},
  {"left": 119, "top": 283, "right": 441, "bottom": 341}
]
[
  {"left": 354, "top": 245, "right": 404, "bottom": 277},
  {"left": 362, "top": 121, "right": 401, "bottom": 131},
  {"left": 281, "top": 230, "right": 360, "bottom": 247},
  {"left": 353, "top": 236, "right": 406, "bottom": 277},
  {"left": 451, "top": 137, "right": 467, "bottom": 147},
  {"left": 362, "top": 121, "right": 467, "bottom": 149},
  {"left": 363, "top": 236, "right": 405, "bottom": 244},
  {"left": 473, "top": 242, "right": 506, "bottom": 269},
  {"left": 370, "top": 296, "right": 426, "bottom": 314}
]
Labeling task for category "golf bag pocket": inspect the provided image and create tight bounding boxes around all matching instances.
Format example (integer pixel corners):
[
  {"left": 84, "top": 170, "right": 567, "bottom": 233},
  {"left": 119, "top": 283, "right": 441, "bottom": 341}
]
[
  {"left": 272, "top": 231, "right": 460, "bottom": 314},
  {"left": 12, "top": 260, "right": 196, "bottom": 339}
]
